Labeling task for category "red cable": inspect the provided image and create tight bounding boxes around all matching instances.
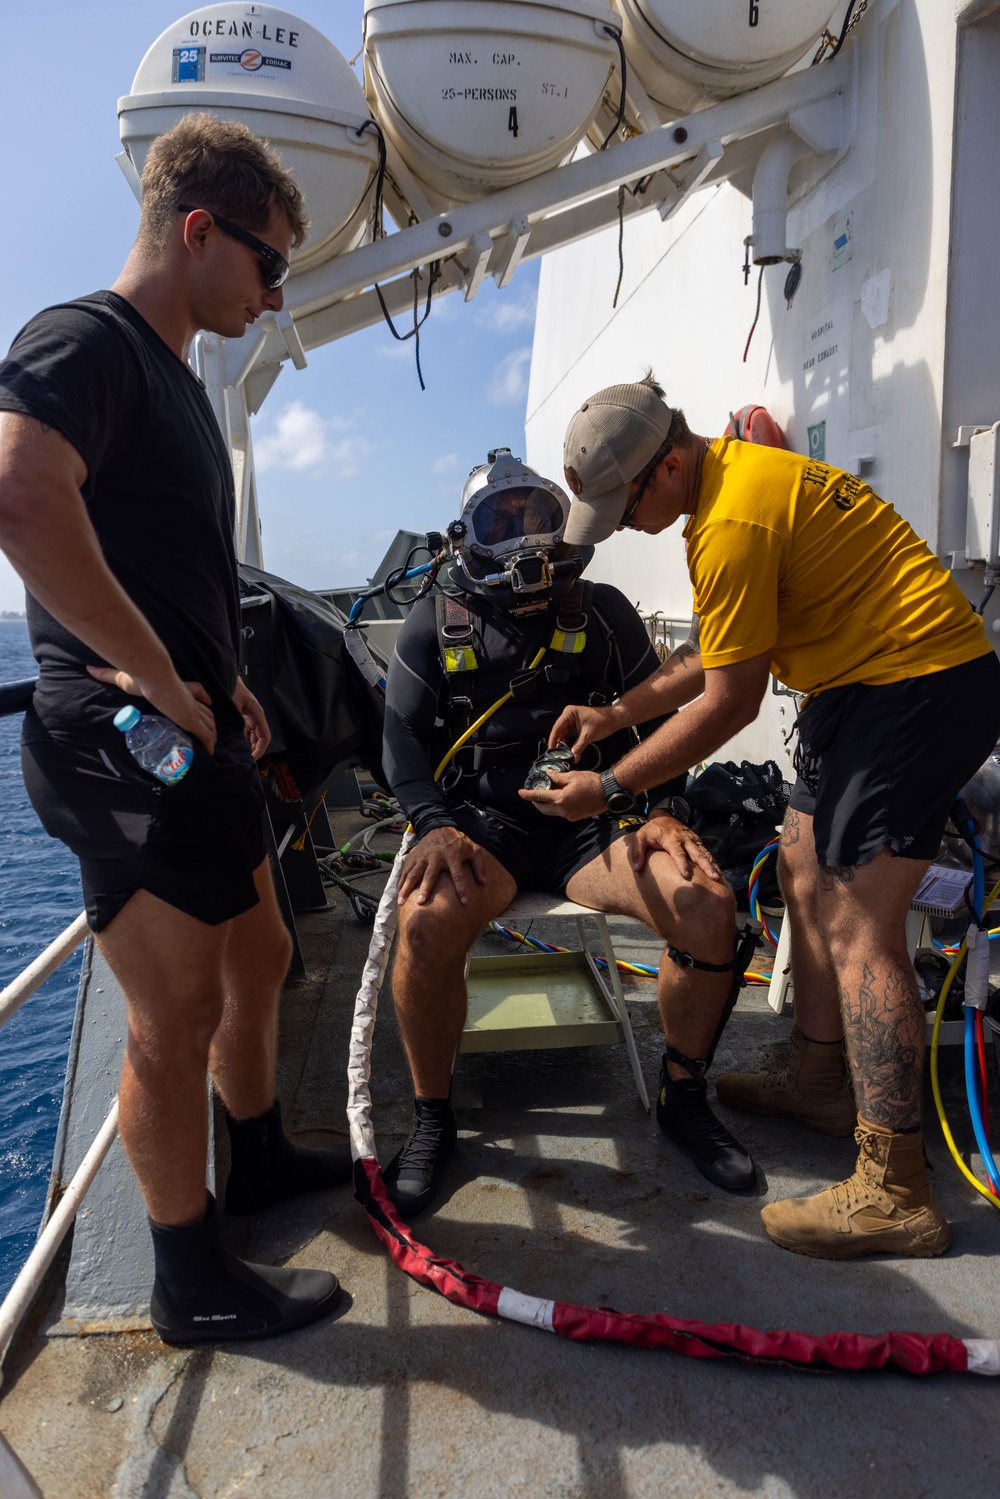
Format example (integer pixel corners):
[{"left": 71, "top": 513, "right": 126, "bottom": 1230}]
[
  {"left": 354, "top": 1158, "right": 974, "bottom": 1376},
  {"left": 975, "top": 1008, "right": 989, "bottom": 1137}
]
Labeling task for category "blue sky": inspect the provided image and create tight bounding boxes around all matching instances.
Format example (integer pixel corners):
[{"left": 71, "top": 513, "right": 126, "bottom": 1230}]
[{"left": 1, "top": 1, "right": 540, "bottom": 611}]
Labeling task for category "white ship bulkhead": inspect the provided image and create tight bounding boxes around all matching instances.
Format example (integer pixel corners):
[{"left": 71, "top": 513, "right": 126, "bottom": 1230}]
[{"left": 526, "top": 0, "right": 1000, "bottom": 772}]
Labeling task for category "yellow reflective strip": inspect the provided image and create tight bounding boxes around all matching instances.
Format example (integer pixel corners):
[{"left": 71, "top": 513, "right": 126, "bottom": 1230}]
[
  {"left": 444, "top": 646, "right": 478, "bottom": 673},
  {"left": 550, "top": 627, "right": 587, "bottom": 654}
]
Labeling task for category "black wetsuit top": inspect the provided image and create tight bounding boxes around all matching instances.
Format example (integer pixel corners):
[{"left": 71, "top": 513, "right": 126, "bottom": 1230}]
[
  {"left": 0, "top": 291, "right": 244, "bottom": 740},
  {"left": 384, "top": 584, "right": 683, "bottom": 839}
]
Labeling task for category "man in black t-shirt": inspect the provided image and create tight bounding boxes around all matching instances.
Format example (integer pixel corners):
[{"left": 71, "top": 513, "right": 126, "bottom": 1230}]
[
  {"left": 0, "top": 115, "right": 347, "bottom": 1344},
  {"left": 381, "top": 451, "right": 756, "bottom": 1216}
]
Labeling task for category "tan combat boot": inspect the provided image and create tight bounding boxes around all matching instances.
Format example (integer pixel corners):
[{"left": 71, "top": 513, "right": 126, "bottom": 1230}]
[
  {"left": 760, "top": 1116, "right": 951, "bottom": 1259},
  {"left": 715, "top": 1026, "right": 856, "bottom": 1136}
]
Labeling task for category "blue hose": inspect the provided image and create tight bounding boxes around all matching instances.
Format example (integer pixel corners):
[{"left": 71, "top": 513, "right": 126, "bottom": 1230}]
[
  {"left": 961, "top": 825, "right": 1000, "bottom": 1193},
  {"left": 348, "top": 561, "right": 436, "bottom": 623},
  {"left": 964, "top": 1007, "right": 1000, "bottom": 1195}
]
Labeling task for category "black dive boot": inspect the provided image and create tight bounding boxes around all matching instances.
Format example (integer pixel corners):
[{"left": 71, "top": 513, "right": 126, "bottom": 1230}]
[
  {"left": 149, "top": 1194, "right": 341, "bottom": 1345},
  {"left": 225, "top": 1099, "right": 352, "bottom": 1215},
  {"left": 383, "top": 1097, "right": 457, "bottom": 1217},
  {"left": 657, "top": 1058, "right": 756, "bottom": 1192}
]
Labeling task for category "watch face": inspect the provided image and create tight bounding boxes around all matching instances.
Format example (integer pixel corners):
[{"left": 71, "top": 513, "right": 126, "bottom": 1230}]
[{"left": 601, "top": 770, "right": 635, "bottom": 812}]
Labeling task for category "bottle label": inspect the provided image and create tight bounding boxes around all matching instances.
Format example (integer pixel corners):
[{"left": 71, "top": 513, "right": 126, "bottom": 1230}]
[{"left": 154, "top": 744, "right": 195, "bottom": 785}]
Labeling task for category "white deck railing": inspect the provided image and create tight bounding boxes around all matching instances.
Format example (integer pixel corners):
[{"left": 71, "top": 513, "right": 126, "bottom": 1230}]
[{"left": 0, "top": 912, "right": 119, "bottom": 1384}]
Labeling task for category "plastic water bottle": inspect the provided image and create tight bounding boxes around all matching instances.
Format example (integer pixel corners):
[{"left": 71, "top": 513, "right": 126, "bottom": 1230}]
[{"left": 112, "top": 705, "right": 194, "bottom": 786}]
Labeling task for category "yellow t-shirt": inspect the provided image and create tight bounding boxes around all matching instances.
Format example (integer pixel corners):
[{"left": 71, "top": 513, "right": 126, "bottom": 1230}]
[{"left": 683, "top": 438, "right": 991, "bottom": 696}]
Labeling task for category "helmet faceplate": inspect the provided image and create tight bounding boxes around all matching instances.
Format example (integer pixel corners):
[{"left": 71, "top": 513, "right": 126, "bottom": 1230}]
[{"left": 448, "top": 449, "right": 590, "bottom": 608}]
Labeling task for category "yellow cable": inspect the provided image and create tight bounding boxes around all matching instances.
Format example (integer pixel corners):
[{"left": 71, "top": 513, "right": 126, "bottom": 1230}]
[
  {"left": 929, "top": 873, "right": 1000, "bottom": 1209},
  {"left": 432, "top": 646, "right": 547, "bottom": 784}
]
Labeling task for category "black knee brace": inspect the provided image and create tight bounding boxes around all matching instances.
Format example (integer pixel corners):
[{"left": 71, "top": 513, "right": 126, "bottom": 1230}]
[{"left": 664, "top": 924, "right": 759, "bottom": 1075}]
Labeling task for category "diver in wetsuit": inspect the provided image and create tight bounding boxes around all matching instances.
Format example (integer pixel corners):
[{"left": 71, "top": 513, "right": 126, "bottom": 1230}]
[{"left": 381, "top": 449, "right": 756, "bottom": 1215}]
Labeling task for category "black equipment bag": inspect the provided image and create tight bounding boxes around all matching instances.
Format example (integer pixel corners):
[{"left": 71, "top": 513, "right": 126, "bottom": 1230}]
[
  {"left": 238, "top": 563, "right": 387, "bottom": 799},
  {"left": 685, "top": 759, "right": 788, "bottom": 901}
]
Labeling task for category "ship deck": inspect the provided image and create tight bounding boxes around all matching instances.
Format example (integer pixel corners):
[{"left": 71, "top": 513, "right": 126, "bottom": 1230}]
[{"left": 1, "top": 804, "right": 998, "bottom": 1499}]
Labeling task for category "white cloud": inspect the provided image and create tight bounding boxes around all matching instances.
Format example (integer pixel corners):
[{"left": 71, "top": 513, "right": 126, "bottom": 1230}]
[
  {"left": 255, "top": 401, "right": 326, "bottom": 471},
  {"left": 377, "top": 340, "right": 418, "bottom": 361},
  {"left": 431, "top": 452, "right": 458, "bottom": 475},
  {"left": 476, "top": 285, "right": 537, "bottom": 334},
  {"left": 254, "top": 401, "right": 372, "bottom": 476},
  {"left": 487, "top": 347, "right": 532, "bottom": 406},
  {"left": 327, "top": 436, "right": 372, "bottom": 478}
]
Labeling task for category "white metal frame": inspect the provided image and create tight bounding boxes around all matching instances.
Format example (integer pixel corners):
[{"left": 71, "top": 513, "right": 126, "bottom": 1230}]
[
  {"left": 0, "top": 912, "right": 108, "bottom": 1394},
  {"left": 195, "top": 52, "right": 854, "bottom": 563}
]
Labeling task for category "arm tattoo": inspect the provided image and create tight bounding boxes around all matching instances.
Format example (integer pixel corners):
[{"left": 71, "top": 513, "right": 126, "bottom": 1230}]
[
  {"left": 668, "top": 638, "right": 699, "bottom": 670},
  {"left": 665, "top": 614, "right": 701, "bottom": 671},
  {"left": 779, "top": 807, "right": 800, "bottom": 847},
  {"left": 841, "top": 962, "right": 922, "bottom": 1131}
]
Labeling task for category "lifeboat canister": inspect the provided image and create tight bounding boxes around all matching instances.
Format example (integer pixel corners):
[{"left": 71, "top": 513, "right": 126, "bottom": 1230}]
[
  {"left": 363, "top": 0, "right": 621, "bottom": 210},
  {"left": 118, "top": 5, "right": 380, "bottom": 275},
  {"left": 614, "top": 0, "right": 840, "bottom": 118}
]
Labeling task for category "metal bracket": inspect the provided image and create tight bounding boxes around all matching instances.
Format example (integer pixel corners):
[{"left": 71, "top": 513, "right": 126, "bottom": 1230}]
[
  {"left": 788, "top": 96, "right": 845, "bottom": 155},
  {"left": 494, "top": 216, "right": 532, "bottom": 288},
  {"left": 659, "top": 141, "right": 724, "bottom": 221},
  {"left": 463, "top": 233, "right": 494, "bottom": 301},
  {"left": 273, "top": 310, "right": 307, "bottom": 371},
  {"left": 954, "top": 424, "right": 989, "bottom": 447}
]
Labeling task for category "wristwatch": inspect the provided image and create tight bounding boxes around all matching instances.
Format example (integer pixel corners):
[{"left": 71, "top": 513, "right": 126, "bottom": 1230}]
[
  {"left": 659, "top": 794, "right": 691, "bottom": 825},
  {"left": 600, "top": 768, "right": 638, "bottom": 814}
]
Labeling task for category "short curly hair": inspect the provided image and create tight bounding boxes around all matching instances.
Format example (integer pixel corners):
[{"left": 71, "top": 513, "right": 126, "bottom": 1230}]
[{"left": 138, "top": 113, "right": 308, "bottom": 249}]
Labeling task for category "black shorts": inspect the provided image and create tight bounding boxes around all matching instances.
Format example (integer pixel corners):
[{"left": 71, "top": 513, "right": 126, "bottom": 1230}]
[
  {"left": 447, "top": 799, "right": 646, "bottom": 893},
  {"left": 21, "top": 714, "right": 266, "bottom": 932},
  {"left": 788, "top": 651, "right": 1000, "bottom": 868}
]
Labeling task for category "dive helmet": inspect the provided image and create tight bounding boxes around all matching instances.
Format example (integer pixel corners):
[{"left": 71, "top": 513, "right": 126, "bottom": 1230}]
[{"left": 445, "top": 449, "right": 593, "bottom": 609}]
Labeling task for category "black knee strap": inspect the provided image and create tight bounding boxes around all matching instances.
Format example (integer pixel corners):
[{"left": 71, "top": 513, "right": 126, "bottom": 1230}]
[
  {"left": 665, "top": 926, "right": 758, "bottom": 1072},
  {"left": 666, "top": 945, "right": 736, "bottom": 973},
  {"left": 663, "top": 1044, "right": 709, "bottom": 1077}
]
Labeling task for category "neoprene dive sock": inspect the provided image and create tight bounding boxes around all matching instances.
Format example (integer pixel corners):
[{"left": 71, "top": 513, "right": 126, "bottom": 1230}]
[
  {"left": 224, "top": 1098, "right": 352, "bottom": 1215},
  {"left": 149, "top": 1193, "right": 341, "bottom": 1345}
]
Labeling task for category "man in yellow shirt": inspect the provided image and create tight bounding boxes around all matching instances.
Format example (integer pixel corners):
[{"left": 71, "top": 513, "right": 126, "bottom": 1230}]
[{"left": 521, "top": 374, "right": 1000, "bottom": 1261}]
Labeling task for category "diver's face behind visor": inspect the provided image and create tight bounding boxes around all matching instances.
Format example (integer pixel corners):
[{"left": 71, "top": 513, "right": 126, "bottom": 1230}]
[{"left": 448, "top": 449, "right": 593, "bottom": 610}]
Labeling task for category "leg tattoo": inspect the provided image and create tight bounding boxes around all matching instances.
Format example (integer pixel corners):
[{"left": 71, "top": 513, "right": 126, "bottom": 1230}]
[
  {"left": 818, "top": 864, "right": 856, "bottom": 890},
  {"left": 841, "top": 962, "right": 922, "bottom": 1131}
]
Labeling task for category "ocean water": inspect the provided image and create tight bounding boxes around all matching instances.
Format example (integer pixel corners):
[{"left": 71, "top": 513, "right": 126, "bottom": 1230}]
[{"left": 0, "top": 621, "right": 83, "bottom": 1300}]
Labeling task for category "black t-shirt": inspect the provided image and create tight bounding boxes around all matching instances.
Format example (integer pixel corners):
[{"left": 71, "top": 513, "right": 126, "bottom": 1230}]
[
  {"left": 0, "top": 291, "right": 243, "bottom": 738},
  {"left": 384, "top": 583, "right": 683, "bottom": 839}
]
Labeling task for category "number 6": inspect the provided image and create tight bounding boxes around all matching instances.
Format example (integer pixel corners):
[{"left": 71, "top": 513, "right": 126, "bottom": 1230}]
[{"left": 749, "top": 0, "right": 759, "bottom": 25}]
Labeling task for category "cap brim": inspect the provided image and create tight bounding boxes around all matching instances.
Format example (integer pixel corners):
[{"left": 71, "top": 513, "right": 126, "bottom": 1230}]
[{"left": 563, "top": 487, "right": 628, "bottom": 546}]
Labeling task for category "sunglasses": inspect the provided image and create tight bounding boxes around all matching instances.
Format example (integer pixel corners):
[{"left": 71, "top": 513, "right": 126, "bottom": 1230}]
[
  {"left": 177, "top": 204, "right": 290, "bottom": 290},
  {"left": 620, "top": 444, "right": 672, "bottom": 529}
]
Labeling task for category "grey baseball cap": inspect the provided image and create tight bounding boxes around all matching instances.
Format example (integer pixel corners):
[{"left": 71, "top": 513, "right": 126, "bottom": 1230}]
[{"left": 562, "top": 383, "right": 674, "bottom": 544}]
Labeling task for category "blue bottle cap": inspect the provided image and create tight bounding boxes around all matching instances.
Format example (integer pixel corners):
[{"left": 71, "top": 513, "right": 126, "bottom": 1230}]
[{"left": 113, "top": 706, "right": 141, "bottom": 732}]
